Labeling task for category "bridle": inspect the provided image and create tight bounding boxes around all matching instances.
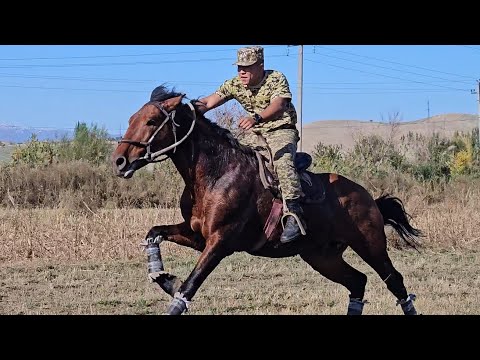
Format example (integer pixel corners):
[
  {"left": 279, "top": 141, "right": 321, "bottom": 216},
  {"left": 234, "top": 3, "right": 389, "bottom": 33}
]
[{"left": 118, "top": 100, "right": 197, "bottom": 163}]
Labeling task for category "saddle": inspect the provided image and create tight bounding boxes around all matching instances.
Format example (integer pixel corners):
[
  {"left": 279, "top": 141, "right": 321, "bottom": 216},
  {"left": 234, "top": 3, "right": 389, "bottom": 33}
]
[
  {"left": 254, "top": 147, "right": 326, "bottom": 242},
  {"left": 250, "top": 131, "right": 323, "bottom": 202},
  {"left": 255, "top": 150, "right": 314, "bottom": 197}
]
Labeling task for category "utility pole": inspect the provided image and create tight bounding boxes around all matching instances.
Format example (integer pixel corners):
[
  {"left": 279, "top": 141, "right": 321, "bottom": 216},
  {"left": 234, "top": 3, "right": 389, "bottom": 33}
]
[
  {"left": 287, "top": 44, "right": 304, "bottom": 151},
  {"left": 477, "top": 80, "right": 480, "bottom": 140},
  {"left": 472, "top": 80, "right": 480, "bottom": 143},
  {"left": 298, "top": 45, "right": 303, "bottom": 152},
  {"left": 427, "top": 100, "right": 430, "bottom": 119}
]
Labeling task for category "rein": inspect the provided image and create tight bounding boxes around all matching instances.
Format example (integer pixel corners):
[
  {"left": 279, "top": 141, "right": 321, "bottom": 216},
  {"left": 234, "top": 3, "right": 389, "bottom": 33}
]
[{"left": 119, "top": 100, "right": 197, "bottom": 163}]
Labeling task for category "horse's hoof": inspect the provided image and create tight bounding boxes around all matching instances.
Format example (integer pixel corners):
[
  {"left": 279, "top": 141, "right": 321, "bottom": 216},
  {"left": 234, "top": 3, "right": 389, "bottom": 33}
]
[
  {"left": 166, "top": 297, "right": 188, "bottom": 315},
  {"left": 347, "top": 298, "right": 367, "bottom": 315}
]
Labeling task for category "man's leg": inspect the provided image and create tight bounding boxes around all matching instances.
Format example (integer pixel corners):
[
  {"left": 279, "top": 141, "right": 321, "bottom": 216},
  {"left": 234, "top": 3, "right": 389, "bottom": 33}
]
[
  {"left": 237, "top": 129, "right": 271, "bottom": 164},
  {"left": 263, "top": 128, "right": 306, "bottom": 243},
  {"left": 236, "top": 129, "right": 260, "bottom": 148}
]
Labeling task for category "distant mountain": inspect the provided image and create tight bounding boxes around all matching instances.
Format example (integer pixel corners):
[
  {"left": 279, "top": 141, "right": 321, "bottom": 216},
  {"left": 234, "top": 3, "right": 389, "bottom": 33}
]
[
  {"left": 0, "top": 125, "right": 117, "bottom": 144},
  {"left": 0, "top": 125, "right": 73, "bottom": 144}
]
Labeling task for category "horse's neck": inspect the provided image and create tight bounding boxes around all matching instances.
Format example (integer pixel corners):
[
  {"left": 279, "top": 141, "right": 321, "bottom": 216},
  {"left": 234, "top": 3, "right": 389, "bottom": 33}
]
[{"left": 170, "top": 121, "right": 248, "bottom": 193}]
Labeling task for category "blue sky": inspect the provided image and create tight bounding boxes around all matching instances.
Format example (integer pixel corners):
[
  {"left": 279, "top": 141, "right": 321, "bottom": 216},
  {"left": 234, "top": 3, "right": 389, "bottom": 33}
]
[{"left": 0, "top": 45, "right": 478, "bottom": 137}]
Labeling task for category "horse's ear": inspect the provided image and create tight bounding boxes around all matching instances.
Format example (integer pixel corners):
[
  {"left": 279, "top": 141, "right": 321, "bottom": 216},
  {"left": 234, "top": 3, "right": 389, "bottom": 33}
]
[{"left": 163, "top": 94, "right": 186, "bottom": 112}]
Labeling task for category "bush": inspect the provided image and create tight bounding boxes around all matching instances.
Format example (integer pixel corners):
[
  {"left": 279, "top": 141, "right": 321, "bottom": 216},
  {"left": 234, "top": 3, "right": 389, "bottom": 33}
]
[
  {"left": 11, "top": 134, "right": 58, "bottom": 166},
  {"left": 0, "top": 159, "right": 183, "bottom": 210},
  {"left": 311, "top": 142, "right": 345, "bottom": 174},
  {"left": 11, "top": 122, "right": 113, "bottom": 167},
  {"left": 57, "top": 122, "right": 113, "bottom": 165}
]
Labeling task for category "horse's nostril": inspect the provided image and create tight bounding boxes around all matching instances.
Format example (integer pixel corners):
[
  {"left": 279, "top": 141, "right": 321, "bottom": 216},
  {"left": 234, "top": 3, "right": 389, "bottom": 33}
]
[{"left": 116, "top": 156, "right": 127, "bottom": 170}]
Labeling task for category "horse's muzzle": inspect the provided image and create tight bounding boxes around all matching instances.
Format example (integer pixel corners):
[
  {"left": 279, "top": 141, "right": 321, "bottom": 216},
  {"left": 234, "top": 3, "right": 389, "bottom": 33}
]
[
  {"left": 112, "top": 155, "right": 129, "bottom": 178},
  {"left": 114, "top": 155, "right": 128, "bottom": 172},
  {"left": 112, "top": 155, "right": 148, "bottom": 179}
]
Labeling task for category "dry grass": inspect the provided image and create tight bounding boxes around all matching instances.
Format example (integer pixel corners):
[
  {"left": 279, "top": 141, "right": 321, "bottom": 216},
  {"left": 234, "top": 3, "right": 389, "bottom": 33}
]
[
  {"left": 0, "top": 207, "right": 181, "bottom": 262},
  {"left": 1, "top": 179, "right": 479, "bottom": 263},
  {"left": 0, "top": 192, "right": 479, "bottom": 315},
  {"left": 1, "top": 246, "right": 478, "bottom": 315}
]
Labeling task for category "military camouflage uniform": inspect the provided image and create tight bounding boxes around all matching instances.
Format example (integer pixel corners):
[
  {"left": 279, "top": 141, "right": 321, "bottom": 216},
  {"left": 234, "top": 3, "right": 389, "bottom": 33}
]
[{"left": 215, "top": 48, "right": 304, "bottom": 202}]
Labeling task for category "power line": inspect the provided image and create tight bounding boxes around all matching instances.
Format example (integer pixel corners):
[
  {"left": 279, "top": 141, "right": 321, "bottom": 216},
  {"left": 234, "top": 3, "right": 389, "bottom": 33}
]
[
  {"left": 0, "top": 72, "right": 472, "bottom": 87},
  {"left": 0, "top": 73, "right": 472, "bottom": 90},
  {"left": 314, "top": 45, "right": 476, "bottom": 80},
  {"left": 303, "top": 87, "right": 458, "bottom": 91},
  {"left": 0, "top": 54, "right": 291, "bottom": 69},
  {"left": 0, "top": 57, "right": 233, "bottom": 69},
  {"left": 0, "top": 46, "right": 283, "bottom": 61},
  {"left": 304, "top": 58, "right": 470, "bottom": 92},
  {"left": 0, "top": 82, "right": 466, "bottom": 94},
  {"left": 457, "top": 45, "right": 480, "bottom": 53},
  {"left": 309, "top": 50, "right": 473, "bottom": 84},
  {"left": 0, "top": 73, "right": 153, "bottom": 83},
  {"left": 303, "top": 80, "right": 471, "bottom": 85},
  {"left": 0, "top": 83, "right": 147, "bottom": 92},
  {"left": 305, "top": 90, "right": 462, "bottom": 95}
]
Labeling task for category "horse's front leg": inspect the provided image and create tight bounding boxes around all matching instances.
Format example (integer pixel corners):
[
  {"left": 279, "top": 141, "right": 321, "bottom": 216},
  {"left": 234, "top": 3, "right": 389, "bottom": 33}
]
[
  {"left": 166, "top": 234, "right": 232, "bottom": 315},
  {"left": 146, "top": 222, "right": 205, "bottom": 251},
  {"left": 143, "top": 222, "right": 205, "bottom": 297}
]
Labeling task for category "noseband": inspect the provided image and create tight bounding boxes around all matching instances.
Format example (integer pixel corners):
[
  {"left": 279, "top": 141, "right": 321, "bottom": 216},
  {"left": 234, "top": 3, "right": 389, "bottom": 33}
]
[{"left": 119, "top": 100, "right": 196, "bottom": 163}]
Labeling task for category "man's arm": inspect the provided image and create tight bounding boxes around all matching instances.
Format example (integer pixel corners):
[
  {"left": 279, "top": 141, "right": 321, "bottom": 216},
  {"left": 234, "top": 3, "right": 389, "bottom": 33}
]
[
  {"left": 256, "top": 96, "right": 290, "bottom": 123},
  {"left": 238, "top": 96, "right": 290, "bottom": 130},
  {"left": 194, "top": 93, "right": 228, "bottom": 114}
]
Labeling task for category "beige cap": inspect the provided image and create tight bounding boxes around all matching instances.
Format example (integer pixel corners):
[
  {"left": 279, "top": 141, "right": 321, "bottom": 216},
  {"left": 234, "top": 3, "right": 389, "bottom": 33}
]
[{"left": 233, "top": 46, "right": 264, "bottom": 66}]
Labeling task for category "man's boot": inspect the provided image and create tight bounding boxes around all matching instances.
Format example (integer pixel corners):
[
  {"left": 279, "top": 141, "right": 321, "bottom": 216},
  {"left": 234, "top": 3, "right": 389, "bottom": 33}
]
[{"left": 280, "top": 199, "right": 306, "bottom": 243}]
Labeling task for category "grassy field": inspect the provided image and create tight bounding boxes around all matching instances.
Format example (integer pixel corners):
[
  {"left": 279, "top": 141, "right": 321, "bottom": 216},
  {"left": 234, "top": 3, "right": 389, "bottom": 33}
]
[
  {"left": 1, "top": 204, "right": 479, "bottom": 315},
  {"left": 1, "top": 247, "right": 479, "bottom": 315}
]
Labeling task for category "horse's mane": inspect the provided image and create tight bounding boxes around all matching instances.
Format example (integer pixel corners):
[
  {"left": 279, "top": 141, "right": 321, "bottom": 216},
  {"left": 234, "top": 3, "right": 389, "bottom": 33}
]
[
  {"left": 150, "top": 84, "right": 184, "bottom": 102},
  {"left": 150, "top": 85, "right": 257, "bottom": 157}
]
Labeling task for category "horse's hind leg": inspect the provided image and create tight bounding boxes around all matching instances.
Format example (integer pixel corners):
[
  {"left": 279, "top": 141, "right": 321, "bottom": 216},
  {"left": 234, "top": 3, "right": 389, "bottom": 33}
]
[
  {"left": 367, "top": 250, "right": 417, "bottom": 315},
  {"left": 350, "top": 235, "right": 417, "bottom": 315},
  {"left": 300, "top": 250, "right": 368, "bottom": 315}
]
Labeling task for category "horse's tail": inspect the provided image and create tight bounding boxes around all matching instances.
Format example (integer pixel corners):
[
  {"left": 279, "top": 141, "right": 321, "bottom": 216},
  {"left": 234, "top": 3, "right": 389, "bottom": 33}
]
[{"left": 375, "top": 194, "right": 422, "bottom": 250}]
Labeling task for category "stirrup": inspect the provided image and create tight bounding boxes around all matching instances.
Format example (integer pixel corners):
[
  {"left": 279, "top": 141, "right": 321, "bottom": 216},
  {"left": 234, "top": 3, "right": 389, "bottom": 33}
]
[{"left": 281, "top": 212, "right": 307, "bottom": 236}]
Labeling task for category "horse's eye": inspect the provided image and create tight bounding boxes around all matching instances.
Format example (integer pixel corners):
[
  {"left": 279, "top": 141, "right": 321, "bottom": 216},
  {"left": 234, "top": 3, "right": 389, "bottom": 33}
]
[{"left": 147, "top": 119, "right": 157, "bottom": 126}]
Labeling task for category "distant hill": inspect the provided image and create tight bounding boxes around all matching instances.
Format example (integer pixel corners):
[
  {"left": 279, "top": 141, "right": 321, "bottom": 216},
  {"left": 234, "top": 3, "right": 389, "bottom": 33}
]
[
  {"left": 298, "top": 113, "right": 478, "bottom": 155},
  {"left": 0, "top": 113, "right": 477, "bottom": 161}
]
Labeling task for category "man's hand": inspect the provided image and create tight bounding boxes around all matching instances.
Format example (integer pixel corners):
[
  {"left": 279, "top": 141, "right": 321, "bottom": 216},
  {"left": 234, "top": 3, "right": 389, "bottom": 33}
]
[{"left": 238, "top": 116, "right": 256, "bottom": 130}]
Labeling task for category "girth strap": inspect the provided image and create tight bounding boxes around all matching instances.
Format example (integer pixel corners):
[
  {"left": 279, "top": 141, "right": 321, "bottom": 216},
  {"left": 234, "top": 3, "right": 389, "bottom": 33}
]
[{"left": 255, "top": 150, "right": 271, "bottom": 190}]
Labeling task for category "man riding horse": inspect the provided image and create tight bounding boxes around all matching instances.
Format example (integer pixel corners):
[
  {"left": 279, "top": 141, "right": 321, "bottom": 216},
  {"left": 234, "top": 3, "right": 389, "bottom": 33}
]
[{"left": 195, "top": 46, "right": 306, "bottom": 244}]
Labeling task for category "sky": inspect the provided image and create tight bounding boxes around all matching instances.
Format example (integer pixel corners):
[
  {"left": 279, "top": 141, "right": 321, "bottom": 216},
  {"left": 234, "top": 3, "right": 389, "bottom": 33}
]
[{"left": 0, "top": 45, "right": 478, "bottom": 138}]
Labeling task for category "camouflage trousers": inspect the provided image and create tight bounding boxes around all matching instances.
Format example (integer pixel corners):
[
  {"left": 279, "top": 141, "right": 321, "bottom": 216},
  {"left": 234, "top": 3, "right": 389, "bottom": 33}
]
[{"left": 238, "top": 127, "right": 304, "bottom": 201}]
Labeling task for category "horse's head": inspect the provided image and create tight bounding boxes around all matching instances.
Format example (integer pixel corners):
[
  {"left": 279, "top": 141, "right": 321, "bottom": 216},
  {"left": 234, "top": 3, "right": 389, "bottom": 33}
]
[{"left": 112, "top": 91, "right": 195, "bottom": 178}]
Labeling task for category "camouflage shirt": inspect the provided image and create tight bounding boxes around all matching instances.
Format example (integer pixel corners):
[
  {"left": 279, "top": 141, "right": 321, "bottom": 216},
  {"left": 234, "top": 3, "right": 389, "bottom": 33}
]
[{"left": 215, "top": 70, "right": 297, "bottom": 131}]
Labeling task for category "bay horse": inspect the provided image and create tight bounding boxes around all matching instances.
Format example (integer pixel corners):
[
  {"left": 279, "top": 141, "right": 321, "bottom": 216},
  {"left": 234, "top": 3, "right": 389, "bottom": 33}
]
[{"left": 111, "top": 85, "right": 422, "bottom": 315}]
